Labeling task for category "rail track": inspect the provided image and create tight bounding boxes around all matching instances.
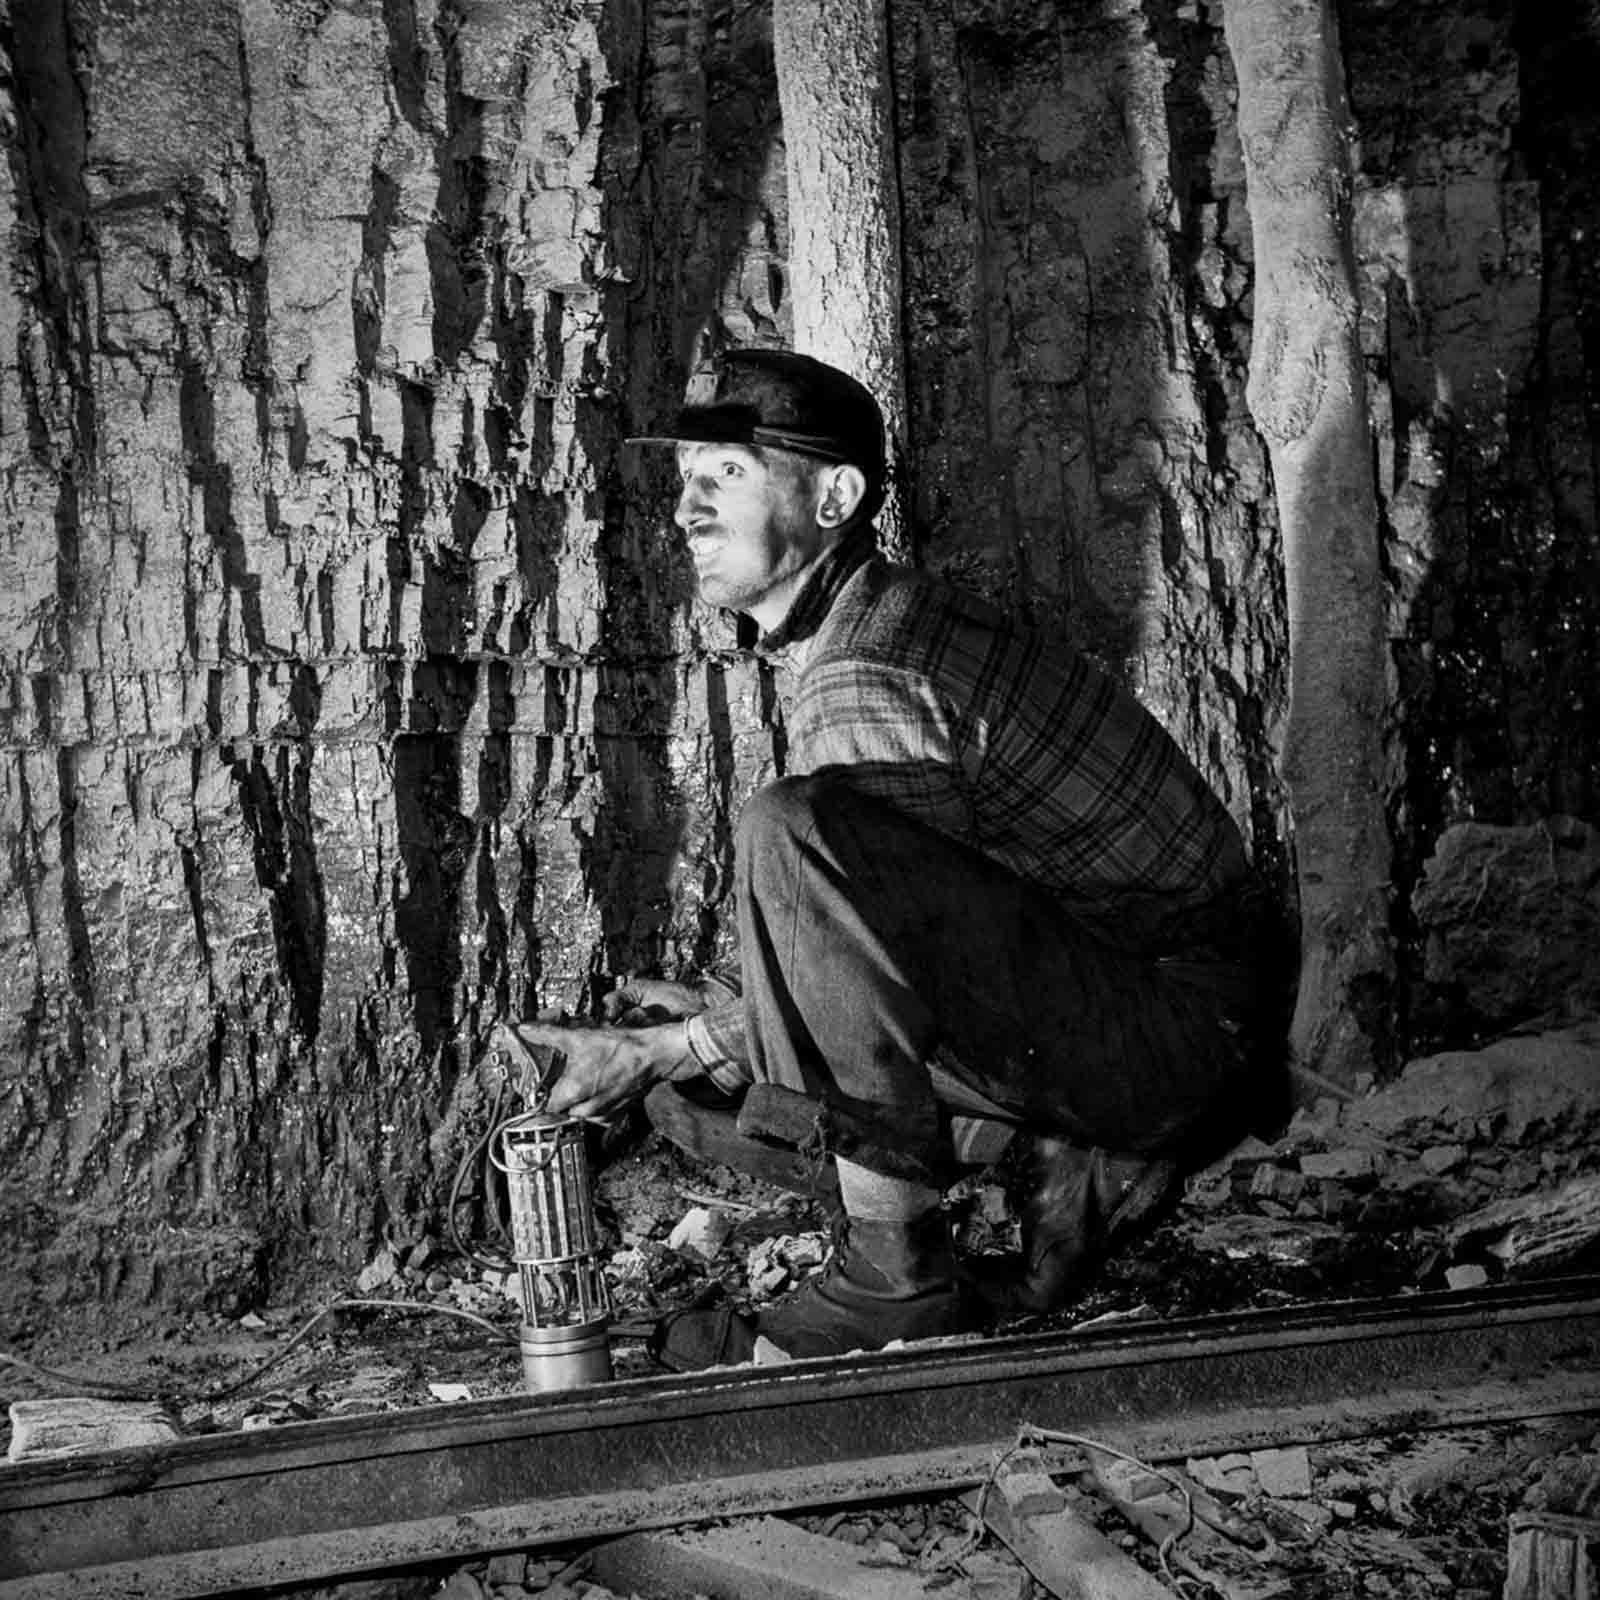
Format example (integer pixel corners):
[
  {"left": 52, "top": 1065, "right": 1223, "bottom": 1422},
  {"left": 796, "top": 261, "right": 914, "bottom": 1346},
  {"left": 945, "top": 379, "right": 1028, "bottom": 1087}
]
[{"left": 2, "top": 1276, "right": 1597, "bottom": 1599}]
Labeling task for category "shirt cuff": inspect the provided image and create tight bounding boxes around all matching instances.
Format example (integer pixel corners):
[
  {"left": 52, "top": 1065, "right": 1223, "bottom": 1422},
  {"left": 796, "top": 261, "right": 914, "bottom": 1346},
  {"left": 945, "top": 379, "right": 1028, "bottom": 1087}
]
[{"left": 685, "top": 998, "right": 752, "bottom": 1095}]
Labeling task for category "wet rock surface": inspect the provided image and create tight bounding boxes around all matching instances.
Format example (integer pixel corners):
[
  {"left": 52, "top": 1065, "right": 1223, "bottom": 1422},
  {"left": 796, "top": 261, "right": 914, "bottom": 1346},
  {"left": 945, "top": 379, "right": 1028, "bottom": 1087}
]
[{"left": 1411, "top": 819, "right": 1600, "bottom": 1041}]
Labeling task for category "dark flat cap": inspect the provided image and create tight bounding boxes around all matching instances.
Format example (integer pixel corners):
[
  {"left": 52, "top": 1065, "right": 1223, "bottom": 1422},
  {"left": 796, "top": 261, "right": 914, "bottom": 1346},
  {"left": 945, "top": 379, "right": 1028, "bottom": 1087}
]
[{"left": 628, "top": 348, "right": 886, "bottom": 486}]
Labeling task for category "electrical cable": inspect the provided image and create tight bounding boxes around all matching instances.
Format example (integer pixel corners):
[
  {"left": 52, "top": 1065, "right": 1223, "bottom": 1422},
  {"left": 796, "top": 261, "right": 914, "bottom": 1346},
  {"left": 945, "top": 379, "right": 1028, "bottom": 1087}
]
[
  {"left": 931, "top": 1421, "right": 1202, "bottom": 1591},
  {"left": 1018, "top": 1423, "right": 1200, "bottom": 1590},
  {"left": 0, "top": 1350, "right": 156, "bottom": 1401},
  {"left": 447, "top": 1077, "right": 522, "bottom": 1274},
  {"left": 4, "top": 1053, "right": 591, "bottom": 1428},
  {"left": 0, "top": 1298, "right": 518, "bottom": 1415},
  {"left": 1, "top": 1066, "right": 539, "bottom": 1423},
  {"left": 191, "top": 1297, "right": 517, "bottom": 1406}
]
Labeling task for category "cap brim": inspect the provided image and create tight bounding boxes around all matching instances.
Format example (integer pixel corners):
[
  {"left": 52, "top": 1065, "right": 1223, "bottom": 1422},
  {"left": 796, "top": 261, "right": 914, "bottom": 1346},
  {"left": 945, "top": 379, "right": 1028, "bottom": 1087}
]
[{"left": 624, "top": 426, "right": 859, "bottom": 464}]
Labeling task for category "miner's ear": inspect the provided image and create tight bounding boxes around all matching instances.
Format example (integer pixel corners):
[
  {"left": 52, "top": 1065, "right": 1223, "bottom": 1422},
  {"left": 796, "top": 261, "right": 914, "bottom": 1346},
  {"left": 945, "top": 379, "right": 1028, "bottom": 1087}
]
[{"left": 816, "top": 464, "right": 868, "bottom": 529}]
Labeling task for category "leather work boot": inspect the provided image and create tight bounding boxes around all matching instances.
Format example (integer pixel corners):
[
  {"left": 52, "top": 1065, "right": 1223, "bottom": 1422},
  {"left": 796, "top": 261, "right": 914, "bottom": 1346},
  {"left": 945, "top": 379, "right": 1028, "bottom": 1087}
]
[
  {"left": 649, "top": 1210, "right": 976, "bottom": 1370},
  {"left": 974, "top": 1135, "right": 1180, "bottom": 1317},
  {"left": 758, "top": 1210, "right": 975, "bottom": 1357}
]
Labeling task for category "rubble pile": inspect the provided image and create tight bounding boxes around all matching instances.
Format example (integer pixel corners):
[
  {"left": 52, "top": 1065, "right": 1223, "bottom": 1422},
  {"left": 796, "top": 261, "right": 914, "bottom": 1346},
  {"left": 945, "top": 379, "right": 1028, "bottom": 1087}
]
[
  {"left": 1152, "top": 1022, "right": 1600, "bottom": 1316},
  {"left": 5, "top": 1022, "right": 1598, "bottom": 1595}
]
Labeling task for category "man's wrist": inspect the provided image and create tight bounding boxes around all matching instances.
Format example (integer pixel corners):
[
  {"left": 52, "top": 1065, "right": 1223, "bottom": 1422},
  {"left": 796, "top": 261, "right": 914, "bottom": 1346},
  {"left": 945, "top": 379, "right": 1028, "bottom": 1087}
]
[{"left": 657, "top": 1019, "right": 701, "bottom": 1083}]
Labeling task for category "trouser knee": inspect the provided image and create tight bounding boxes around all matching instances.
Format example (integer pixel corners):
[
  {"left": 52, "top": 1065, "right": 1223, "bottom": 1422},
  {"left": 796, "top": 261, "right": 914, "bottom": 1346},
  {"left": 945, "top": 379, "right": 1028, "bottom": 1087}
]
[
  {"left": 737, "top": 777, "right": 860, "bottom": 911},
  {"left": 736, "top": 774, "right": 835, "bottom": 859}
]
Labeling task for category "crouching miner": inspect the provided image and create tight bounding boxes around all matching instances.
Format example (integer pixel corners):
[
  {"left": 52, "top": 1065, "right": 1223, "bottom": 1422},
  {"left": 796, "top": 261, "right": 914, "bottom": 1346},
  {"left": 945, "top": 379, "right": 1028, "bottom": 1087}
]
[{"left": 494, "top": 349, "right": 1283, "bottom": 1369}]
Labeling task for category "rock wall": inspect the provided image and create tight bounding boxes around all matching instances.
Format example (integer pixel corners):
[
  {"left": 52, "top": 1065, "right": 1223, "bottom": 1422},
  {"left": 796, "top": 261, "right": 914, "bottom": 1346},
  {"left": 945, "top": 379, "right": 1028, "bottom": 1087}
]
[
  {"left": 892, "top": 0, "right": 1289, "bottom": 866},
  {"left": 1, "top": 0, "right": 1592, "bottom": 1327},
  {"left": 0, "top": 0, "right": 792, "bottom": 1331},
  {"left": 1347, "top": 0, "right": 1600, "bottom": 1048}
]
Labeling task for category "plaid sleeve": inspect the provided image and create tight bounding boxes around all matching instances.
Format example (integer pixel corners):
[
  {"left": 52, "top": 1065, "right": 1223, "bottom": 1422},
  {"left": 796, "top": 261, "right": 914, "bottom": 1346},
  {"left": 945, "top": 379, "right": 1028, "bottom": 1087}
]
[
  {"left": 785, "top": 654, "right": 977, "bottom": 840},
  {"left": 684, "top": 997, "right": 752, "bottom": 1094}
]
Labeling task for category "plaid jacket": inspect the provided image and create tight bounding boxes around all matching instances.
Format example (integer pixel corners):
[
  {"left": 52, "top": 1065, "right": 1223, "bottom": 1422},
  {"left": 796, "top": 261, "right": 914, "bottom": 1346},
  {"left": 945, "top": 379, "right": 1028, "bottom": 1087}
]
[{"left": 685, "top": 533, "right": 1252, "bottom": 1076}]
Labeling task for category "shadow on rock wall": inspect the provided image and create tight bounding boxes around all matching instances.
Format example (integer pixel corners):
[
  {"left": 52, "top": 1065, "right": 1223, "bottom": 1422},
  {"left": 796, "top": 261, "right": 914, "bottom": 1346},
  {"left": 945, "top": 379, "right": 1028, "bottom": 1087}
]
[
  {"left": 1350, "top": 0, "right": 1600, "bottom": 1056},
  {"left": 892, "top": 0, "right": 1294, "bottom": 926}
]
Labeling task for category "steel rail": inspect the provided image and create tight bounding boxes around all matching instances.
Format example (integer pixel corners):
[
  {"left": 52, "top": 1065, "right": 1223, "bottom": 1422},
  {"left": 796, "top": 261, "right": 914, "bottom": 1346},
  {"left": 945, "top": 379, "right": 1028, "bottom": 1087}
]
[{"left": 2, "top": 1277, "right": 1597, "bottom": 1599}]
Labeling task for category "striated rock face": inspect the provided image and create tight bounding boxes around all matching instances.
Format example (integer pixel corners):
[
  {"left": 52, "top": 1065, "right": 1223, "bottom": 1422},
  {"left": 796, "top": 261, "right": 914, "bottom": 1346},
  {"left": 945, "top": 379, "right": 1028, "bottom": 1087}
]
[
  {"left": 0, "top": 0, "right": 1587, "bottom": 1327},
  {"left": 892, "top": 0, "right": 1289, "bottom": 860},
  {"left": 1412, "top": 818, "right": 1600, "bottom": 1039},
  {"left": 0, "top": 0, "right": 792, "bottom": 1330},
  {"left": 1354, "top": 0, "right": 1600, "bottom": 967},
  {"left": 0, "top": 0, "right": 1292, "bottom": 1331}
]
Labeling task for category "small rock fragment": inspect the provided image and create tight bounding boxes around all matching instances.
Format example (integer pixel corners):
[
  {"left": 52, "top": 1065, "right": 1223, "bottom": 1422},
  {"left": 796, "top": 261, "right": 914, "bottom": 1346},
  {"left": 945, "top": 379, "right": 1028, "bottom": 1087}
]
[
  {"left": 1250, "top": 1165, "right": 1307, "bottom": 1203},
  {"left": 1300, "top": 1149, "right": 1379, "bottom": 1181},
  {"left": 1192, "top": 1214, "right": 1342, "bottom": 1266},
  {"left": 356, "top": 1247, "right": 399, "bottom": 1293},
  {"left": 7, "top": 1398, "right": 183, "bottom": 1463},
  {"left": 667, "top": 1206, "right": 733, "bottom": 1262},
  {"left": 1071, "top": 1302, "right": 1157, "bottom": 1330},
  {"left": 1446, "top": 1262, "right": 1490, "bottom": 1290},
  {"left": 480, "top": 1268, "right": 518, "bottom": 1304},
  {"left": 1221, "top": 1135, "right": 1284, "bottom": 1170},
  {"left": 746, "top": 1237, "right": 790, "bottom": 1294},
  {"left": 1183, "top": 1164, "right": 1236, "bottom": 1211},
  {"left": 783, "top": 1233, "right": 828, "bottom": 1270},
  {"left": 1187, "top": 1453, "right": 1255, "bottom": 1499},
  {"left": 962, "top": 1552, "right": 1028, "bottom": 1600},
  {"left": 483, "top": 1552, "right": 526, "bottom": 1586},
  {"left": 1420, "top": 1143, "right": 1468, "bottom": 1175},
  {"left": 1251, "top": 1445, "right": 1313, "bottom": 1498}
]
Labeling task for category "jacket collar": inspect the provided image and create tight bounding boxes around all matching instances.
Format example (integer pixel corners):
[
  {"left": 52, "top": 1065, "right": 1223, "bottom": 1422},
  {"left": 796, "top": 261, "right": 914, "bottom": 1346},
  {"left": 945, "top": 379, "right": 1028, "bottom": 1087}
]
[{"left": 757, "top": 523, "right": 878, "bottom": 652}]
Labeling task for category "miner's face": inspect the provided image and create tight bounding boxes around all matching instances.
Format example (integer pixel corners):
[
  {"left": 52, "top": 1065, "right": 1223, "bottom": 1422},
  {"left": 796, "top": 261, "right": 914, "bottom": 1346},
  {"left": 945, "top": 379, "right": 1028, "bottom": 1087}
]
[{"left": 673, "top": 442, "right": 828, "bottom": 630}]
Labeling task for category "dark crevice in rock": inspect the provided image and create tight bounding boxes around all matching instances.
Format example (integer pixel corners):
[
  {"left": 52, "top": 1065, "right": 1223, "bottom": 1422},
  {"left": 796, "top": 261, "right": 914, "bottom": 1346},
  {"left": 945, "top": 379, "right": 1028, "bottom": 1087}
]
[
  {"left": 232, "top": 27, "right": 276, "bottom": 453},
  {"left": 355, "top": 166, "right": 400, "bottom": 379},
  {"left": 392, "top": 722, "right": 472, "bottom": 1061},
  {"left": 391, "top": 379, "right": 433, "bottom": 650},
  {"left": 316, "top": 569, "right": 336, "bottom": 656},
  {"left": 179, "top": 347, "right": 266, "bottom": 657},
  {"left": 508, "top": 482, "right": 560, "bottom": 654},
  {"left": 7, "top": 0, "right": 95, "bottom": 661},
  {"left": 6, "top": 764, "right": 54, "bottom": 1103},
  {"left": 470, "top": 667, "right": 514, "bottom": 1025},
  {"left": 53, "top": 747, "right": 94, "bottom": 1044},
  {"left": 227, "top": 742, "right": 328, "bottom": 1046},
  {"left": 509, "top": 736, "right": 555, "bottom": 1012},
  {"left": 381, "top": 0, "right": 434, "bottom": 137},
  {"left": 426, "top": 0, "right": 490, "bottom": 367},
  {"left": 178, "top": 840, "right": 213, "bottom": 989}
]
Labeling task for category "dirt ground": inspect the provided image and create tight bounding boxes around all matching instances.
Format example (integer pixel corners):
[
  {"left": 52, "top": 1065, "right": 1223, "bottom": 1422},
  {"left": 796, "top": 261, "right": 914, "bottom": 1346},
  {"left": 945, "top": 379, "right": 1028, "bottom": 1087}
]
[{"left": 6, "top": 1030, "right": 1600, "bottom": 1598}]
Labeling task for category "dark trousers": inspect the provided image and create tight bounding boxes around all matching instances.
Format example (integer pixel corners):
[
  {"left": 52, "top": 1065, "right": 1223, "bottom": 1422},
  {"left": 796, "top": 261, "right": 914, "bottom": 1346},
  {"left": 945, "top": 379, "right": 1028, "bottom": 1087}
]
[{"left": 734, "top": 774, "right": 1273, "bottom": 1185}]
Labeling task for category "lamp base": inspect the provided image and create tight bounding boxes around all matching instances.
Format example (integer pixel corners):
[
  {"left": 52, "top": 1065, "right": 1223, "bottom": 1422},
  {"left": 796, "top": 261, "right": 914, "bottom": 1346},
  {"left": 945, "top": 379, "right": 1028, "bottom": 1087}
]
[{"left": 519, "top": 1318, "right": 612, "bottom": 1392}]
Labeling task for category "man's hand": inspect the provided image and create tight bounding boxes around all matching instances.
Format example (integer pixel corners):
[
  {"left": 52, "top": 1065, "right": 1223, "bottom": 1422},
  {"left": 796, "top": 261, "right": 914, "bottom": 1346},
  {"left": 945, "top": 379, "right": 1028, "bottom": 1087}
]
[
  {"left": 490, "top": 1018, "right": 699, "bottom": 1121},
  {"left": 599, "top": 976, "right": 714, "bottom": 1025}
]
